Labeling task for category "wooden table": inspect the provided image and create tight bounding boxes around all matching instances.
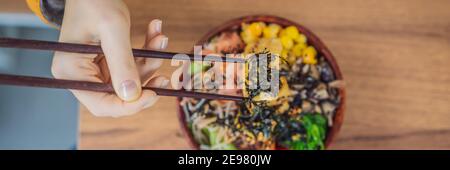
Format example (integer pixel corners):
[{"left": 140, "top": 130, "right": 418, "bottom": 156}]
[
  {"left": 79, "top": 0, "right": 450, "bottom": 149},
  {"left": 3, "top": 0, "right": 449, "bottom": 149}
]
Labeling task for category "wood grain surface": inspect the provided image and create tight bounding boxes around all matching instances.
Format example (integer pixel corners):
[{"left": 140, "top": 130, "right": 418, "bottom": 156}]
[
  {"left": 2, "top": 0, "right": 449, "bottom": 149},
  {"left": 79, "top": 0, "right": 450, "bottom": 150}
]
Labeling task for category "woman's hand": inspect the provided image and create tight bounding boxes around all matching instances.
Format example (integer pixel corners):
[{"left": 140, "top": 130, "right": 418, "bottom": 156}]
[{"left": 52, "top": 0, "right": 169, "bottom": 117}]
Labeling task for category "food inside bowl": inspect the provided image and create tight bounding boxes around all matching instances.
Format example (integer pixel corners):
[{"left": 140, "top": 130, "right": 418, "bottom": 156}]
[{"left": 180, "top": 21, "right": 343, "bottom": 150}]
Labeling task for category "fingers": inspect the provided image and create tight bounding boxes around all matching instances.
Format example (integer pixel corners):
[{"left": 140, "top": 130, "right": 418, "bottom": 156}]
[
  {"left": 145, "top": 34, "right": 169, "bottom": 50},
  {"left": 138, "top": 34, "right": 168, "bottom": 79},
  {"left": 137, "top": 19, "right": 169, "bottom": 83},
  {"left": 73, "top": 89, "right": 159, "bottom": 118},
  {"left": 52, "top": 52, "right": 101, "bottom": 82},
  {"left": 146, "top": 19, "right": 163, "bottom": 43},
  {"left": 53, "top": 51, "right": 159, "bottom": 118},
  {"left": 143, "top": 75, "right": 170, "bottom": 88},
  {"left": 81, "top": 19, "right": 169, "bottom": 117},
  {"left": 56, "top": 2, "right": 168, "bottom": 117},
  {"left": 86, "top": 20, "right": 168, "bottom": 117},
  {"left": 137, "top": 19, "right": 166, "bottom": 65},
  {"left": 144, "top": 19, "right": 168, "bottom": 50},
  {"left": 99, "top": 16, "right": 142, "bottom": 102}
]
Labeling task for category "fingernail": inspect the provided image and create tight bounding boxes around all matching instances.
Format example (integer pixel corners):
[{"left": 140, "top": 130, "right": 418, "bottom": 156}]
[
  {"left": 120, "top": 80, "right": 139, "bottom": 101},
  {"left": 154, "top": 19, "right": 162, "bottom": 33},
  {"left": 160, "top": 37, "right": 168, "bottom": 49}
]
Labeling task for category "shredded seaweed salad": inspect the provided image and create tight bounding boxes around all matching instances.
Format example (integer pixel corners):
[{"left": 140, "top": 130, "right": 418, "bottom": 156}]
[{"left": 180, "top": 22, "right": 343, "bottom": 150}]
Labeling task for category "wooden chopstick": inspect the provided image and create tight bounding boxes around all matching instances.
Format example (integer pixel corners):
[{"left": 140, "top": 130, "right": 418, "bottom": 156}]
[
  {"left": 0, "top": 74, "right": 244, "bottom": 101},
  {"left": 0, "top": 37, "right": 245, "bottom": 63},
  {"left": 0, "top": 37, "right": 246, "bottom": 101}
]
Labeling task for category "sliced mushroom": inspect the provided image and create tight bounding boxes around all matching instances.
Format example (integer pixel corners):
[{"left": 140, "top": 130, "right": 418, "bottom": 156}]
[
  {"left": 320, "top": 101, "right": 337, "bottom": 127},
  {"left": 302, "top": 64, "right": 310, "bottom": 74},
  {"left": 301, "top": 100, "right": 314, "bottom": 113},
  {"left": 314, "top": 88, "right": 330, "bottom": 100},
  {"left": 310, "top": 65, "right": 320, "bottom": 79},
  {"left": 328, "top": 80, "right": 345, "bottom": 89}
]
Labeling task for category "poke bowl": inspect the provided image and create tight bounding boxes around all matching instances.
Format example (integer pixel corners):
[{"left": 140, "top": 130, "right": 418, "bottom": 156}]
[{"left": 177, "top": 15, "right": 345, "bottom": 150}]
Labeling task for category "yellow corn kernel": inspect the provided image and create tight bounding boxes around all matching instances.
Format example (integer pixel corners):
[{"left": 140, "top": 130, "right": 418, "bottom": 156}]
[
  {"left": 294, "top": 33, "right": 307, "bottom": 44},
  {"left": 303, "top": 46, "right": 317, "bottom": 58},
  {"left": 303, "top": 55, "right": 317, "bottom": 65},
  {"left": 292, "top": 43, "right": 307, "bottom": 57},
  {"left": 248, "top": 22, "right": 265, "bottom": 37},
  {"left": 280, "top": 36, "right": 294, "bottom": 49},
  {"left": 263, "top": 24, "right": 281, "bottom": 38},
  {"left": 281, "top": 49, "right": 295, "bottom": 65},
  {"left": 285, "top": 26, "right": 300, "bottom": 39},
  {"left": 302, "top": 46, "right": 318, "bottom": 65},
  {"left": 258, "top": 22, "right": 267, "bottom": 28},
  {"left": 240, "top": 30, "right": 256, "bottom": 44}
]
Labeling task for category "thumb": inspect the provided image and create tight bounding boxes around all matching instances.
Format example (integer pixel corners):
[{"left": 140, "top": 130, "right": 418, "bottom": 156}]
[{"left": 99, "top": 19, "right": 141, "bottom": 102}]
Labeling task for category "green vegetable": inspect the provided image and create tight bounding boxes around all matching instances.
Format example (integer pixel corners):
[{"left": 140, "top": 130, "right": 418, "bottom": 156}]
[
  {"left": 289, "top": 140, "right": 307, "bottom": 150},
  {"left": 221, "top": 144, "right": 237, "bottom": 150},
  {"left": 201, "top": 127, "right": 216, "bottom": 145},
  {"left": 189, "top": 62, "right": 210, "bottom": 75},
  {"left": 208, "top": 128, "right": 218, "bottom": 146},
  {"left": 288, "top": 113, "right": 327, "bottom": 150},
  {"left": 202, "top": 126, "right": 237, "bottom": 150}
]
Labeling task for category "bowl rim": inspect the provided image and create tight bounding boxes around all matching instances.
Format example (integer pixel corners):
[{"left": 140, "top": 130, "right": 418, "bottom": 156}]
[{"left": 176, "top": 15, "right": 345, "bottom": 150}]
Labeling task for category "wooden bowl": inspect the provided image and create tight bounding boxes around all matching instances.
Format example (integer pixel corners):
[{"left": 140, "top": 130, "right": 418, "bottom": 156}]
[{"left": 177, "top": 15, "right": 345, "bottom": 150}]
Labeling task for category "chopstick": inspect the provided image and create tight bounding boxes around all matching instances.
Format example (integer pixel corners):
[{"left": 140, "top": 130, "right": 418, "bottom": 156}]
[
  {"left": 0, "top": 37, "right": 245, "bottom": 63},
  {"left": 0, "top": 37, "right": 246, "bottom": 101},
  {"left": 0, "top": 74, "right": 244, "bottom": 101}
]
